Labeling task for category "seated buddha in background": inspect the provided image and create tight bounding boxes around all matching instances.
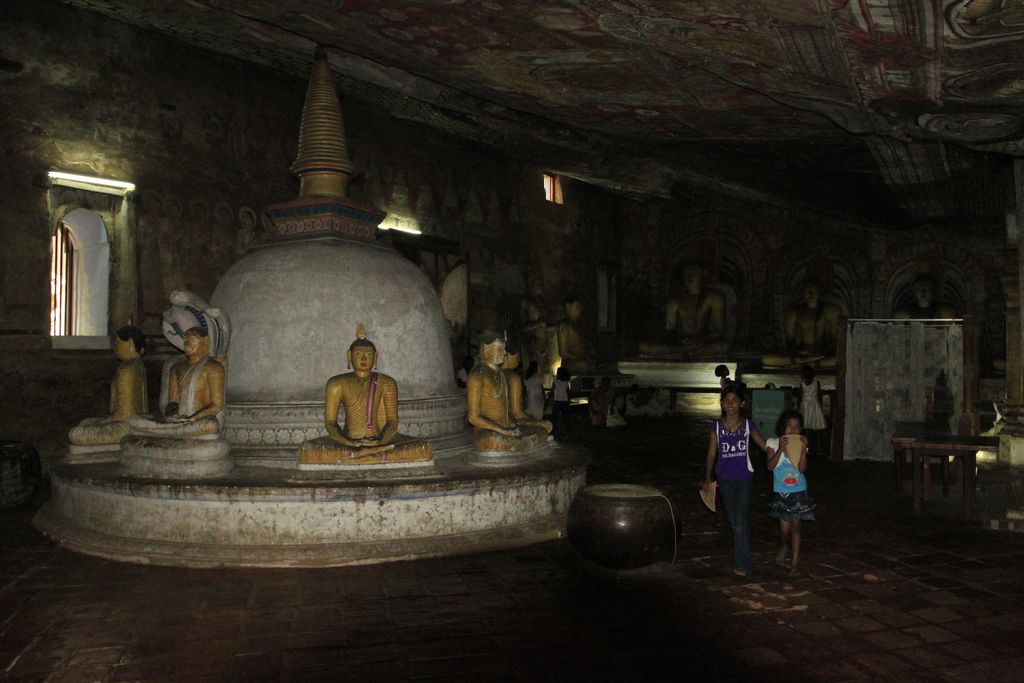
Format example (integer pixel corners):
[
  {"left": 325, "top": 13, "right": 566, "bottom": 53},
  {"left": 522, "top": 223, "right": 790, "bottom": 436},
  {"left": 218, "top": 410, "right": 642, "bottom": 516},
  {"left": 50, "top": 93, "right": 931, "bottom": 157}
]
[
  {"left": 298, "top": 325, "right": 432, "bottom": 466},
  {"left": 556, "top": 298, "right": 596, "bottom": 373},
  {"left": 502, "top": 344, "right": 553, "bottom": 435},
  {"left": 639, "top": 264, "right": 727, "bottom": 357},
  {"left": 895, "top": 274, "right": 955, "bottom": 320},
  {"left": 129, "top": 327, "right": 225, "bottom": 438},
  {"left": 468, "top": 332, "right": 551, "bottom": 453},
  {"left": 762, "top": 279, "right": 841, "bottom": 369},
  {"left": 68, "top": 325, "right": 148, "bottom": 449}
]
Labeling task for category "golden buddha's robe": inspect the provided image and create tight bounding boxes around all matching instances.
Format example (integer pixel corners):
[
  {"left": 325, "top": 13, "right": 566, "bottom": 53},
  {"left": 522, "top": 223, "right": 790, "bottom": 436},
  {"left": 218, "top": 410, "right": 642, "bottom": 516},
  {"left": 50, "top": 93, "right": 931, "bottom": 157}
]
[
  {"left": 469, "top": 365, "right": 549, "bottom": 452},
  {"left": 762, "top": 303, "right": 841, "bottom": 369},
  {"left": 557, "top": 319, "right": 595, "bottom": 372},
  {"left": 298, "top": 372, "right": 432, "bottom": 466},
  {"left": 505, "top": 368, "right": 553, "bottom": 433},
  {"left": 639, "top": 286, "right": 728, "bottom": 357},
  {"left": 69, "top": 358, "right": 148, "bottom": 446},
  {"left": 129, "top": 357, "right": 224, "bottom": 438},
  {"left": 788, "top": 303, "right": 840, "bottom": 354}
]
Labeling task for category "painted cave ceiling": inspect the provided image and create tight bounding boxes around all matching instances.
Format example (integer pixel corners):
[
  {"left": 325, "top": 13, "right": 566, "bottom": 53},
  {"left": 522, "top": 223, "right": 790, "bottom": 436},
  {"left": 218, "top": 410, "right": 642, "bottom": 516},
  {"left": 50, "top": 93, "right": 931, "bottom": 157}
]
[{"left": 58, "top": 0, "right": 1024, "bottom": 231}]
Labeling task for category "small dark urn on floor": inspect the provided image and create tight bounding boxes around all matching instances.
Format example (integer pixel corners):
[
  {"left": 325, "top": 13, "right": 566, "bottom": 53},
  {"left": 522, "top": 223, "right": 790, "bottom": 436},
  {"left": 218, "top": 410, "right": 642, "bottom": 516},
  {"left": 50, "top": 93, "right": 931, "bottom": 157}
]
[
  {"left": 0, "top": 441, "right": 41, "bottom": 508},
  {"left": 567, "top": 484, "right": 676, "bottom": 569}
]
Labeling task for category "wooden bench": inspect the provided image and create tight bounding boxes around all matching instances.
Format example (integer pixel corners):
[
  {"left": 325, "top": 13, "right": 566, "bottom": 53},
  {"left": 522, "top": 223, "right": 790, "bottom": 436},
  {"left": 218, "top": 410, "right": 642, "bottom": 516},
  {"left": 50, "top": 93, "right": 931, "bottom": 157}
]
[{"left": 891, "top": 423, "right": 998, "bottom": 517}]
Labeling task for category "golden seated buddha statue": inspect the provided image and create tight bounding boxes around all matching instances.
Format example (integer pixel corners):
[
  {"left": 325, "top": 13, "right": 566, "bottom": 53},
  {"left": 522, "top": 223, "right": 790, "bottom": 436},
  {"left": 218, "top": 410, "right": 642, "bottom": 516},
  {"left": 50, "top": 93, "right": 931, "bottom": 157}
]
[
  {"left": 556, "top": 298, "right": 597, "bottom": 373},
  {"left": 762, "top": 280, "right": 840, "bottom": 370},
  {"left": 298, "top": 325, "right": 432, "bottom": 467},
  {"left": 894, "top": 274, "right": 955, "bottom": 320},
  {"left": 638, "top": 264, "right": 728, "bottom": 357},
  {"left": 128, "top": 326, "right": 225, "bottom": 438},
  {"left": 68, "top": 326, "right": 148, "bottom": 456},
  {"left": 120, "top": 293, "right": 233, "bottom": 478},
  {"left": 468, "top": 333, "right": 552, "bottom": 453}
]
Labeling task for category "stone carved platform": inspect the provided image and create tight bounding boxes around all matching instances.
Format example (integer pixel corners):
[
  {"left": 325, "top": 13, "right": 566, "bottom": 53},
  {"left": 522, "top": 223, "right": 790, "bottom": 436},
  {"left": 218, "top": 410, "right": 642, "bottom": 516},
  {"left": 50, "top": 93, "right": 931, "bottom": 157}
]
[
  {"left": 223, "top": 395, "right": 469, "bottom": 467},
  {"left": 297, "top": 434, "right": 433, "bottom": 470},
  {"left": 66, "top": 444, "right": 121, "bottom": 465},
  {"left": 119, "top": 435, "right": 233, "bottom": 479},
  {"left": 471, "top": 444, "right": 551, "bottom": 468},
  {"left": 615, "top": 361, "right": 739, "bottom": 389},
  {"left": 34, "top": 443, "right": 588, "bottom": 567},
  {"left": 740, "top": 371, "right": 835, "bottom": 392}
]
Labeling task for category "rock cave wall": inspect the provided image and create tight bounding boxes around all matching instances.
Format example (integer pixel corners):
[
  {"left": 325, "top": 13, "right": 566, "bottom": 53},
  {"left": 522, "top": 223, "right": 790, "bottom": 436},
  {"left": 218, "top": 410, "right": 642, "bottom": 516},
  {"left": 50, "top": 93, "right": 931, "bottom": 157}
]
[
  {"left": 620, "top": 194, "right": 1005, "bottom": 365},
  {"left": 0, "top": 0, "right": 1006, "bottom": 462}
]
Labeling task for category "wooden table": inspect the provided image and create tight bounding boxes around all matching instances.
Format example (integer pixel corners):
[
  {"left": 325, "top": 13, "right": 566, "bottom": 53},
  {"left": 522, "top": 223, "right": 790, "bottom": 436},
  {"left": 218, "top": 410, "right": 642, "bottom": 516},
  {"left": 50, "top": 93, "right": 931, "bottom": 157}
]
[
  {"left": 891, "top": 425, "right": 998, "bottom": 517},
  {"left": 892, "top": 422, "right": 928, "bottom": 489}
]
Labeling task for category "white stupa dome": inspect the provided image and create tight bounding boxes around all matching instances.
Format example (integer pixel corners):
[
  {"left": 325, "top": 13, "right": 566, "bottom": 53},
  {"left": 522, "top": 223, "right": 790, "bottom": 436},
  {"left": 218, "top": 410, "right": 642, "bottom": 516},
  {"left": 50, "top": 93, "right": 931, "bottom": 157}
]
[{"left": 212, "top": 239, "right": 456, "bottom": 403}]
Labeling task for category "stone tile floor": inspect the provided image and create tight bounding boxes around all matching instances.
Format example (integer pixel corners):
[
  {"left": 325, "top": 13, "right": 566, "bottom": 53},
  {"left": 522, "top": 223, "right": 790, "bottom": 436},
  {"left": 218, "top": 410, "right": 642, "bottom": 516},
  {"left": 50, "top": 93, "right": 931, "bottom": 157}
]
[{"left": 2, "top": 412, "right": 1024, "bottom": 681}]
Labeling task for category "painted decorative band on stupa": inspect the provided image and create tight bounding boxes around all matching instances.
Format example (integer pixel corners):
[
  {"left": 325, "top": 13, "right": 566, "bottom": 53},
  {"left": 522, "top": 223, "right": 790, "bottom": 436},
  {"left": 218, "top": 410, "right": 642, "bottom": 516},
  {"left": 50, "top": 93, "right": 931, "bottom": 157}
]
[
  {"left": 224, "top": 394, "right": 467, "bottom": 447},
  {"left": 266, "top": 196, "right": 385, "bottom": 241},
  {"left": 263, "top": 47, "right": 382, "bottom": 244}
]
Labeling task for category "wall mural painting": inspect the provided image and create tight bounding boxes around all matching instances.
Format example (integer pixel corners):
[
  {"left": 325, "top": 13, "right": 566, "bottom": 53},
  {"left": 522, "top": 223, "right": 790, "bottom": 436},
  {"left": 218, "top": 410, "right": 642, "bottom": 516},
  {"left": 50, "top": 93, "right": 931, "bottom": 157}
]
[
  {"left": 236, "top": 207, "right": 258, "bottom": 256},
  {"left": 946, "top": 1, "right": 1024, "bottom": 43}
]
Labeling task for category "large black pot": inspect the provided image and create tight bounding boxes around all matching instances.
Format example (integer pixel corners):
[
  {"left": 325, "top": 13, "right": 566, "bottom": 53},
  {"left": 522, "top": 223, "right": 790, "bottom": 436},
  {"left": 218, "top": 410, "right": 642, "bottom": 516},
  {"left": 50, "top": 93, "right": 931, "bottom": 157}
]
[
  {"left": 0, "top": 441, "right": 41, "bottom": 508},
  {"left": 567, "top": 484, "right": 676, "bottom": 569}
]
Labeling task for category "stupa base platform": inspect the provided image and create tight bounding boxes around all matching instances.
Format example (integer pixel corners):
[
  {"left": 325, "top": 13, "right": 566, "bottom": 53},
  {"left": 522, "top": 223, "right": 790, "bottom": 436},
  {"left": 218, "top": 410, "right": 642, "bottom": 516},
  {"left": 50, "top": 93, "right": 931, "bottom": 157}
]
[
  {"left": 296, "top": 459, "right": 434, "bottom": 472},
  {"left": 470, "top": 444, "right": 550, "bottom": 467},
  {"left": 222, "top": 397, "right": 469, "bottom": 468},
  {"left": 34, "top": 443, "right": 589, "bottom": 568},
  {"left": 66, "top": 444, "right": 121, "bottom": 464},
  {"left": 120, "top": 435, "right": 233, "bottom": 479}
]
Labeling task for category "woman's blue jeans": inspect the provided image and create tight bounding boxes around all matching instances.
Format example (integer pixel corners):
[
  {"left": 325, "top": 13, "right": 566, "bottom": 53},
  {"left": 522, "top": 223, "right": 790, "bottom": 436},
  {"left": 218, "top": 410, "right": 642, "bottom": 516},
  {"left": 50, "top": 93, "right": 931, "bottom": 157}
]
[{"left": 717, "top": 477, "right": 753, "bottom": 572}]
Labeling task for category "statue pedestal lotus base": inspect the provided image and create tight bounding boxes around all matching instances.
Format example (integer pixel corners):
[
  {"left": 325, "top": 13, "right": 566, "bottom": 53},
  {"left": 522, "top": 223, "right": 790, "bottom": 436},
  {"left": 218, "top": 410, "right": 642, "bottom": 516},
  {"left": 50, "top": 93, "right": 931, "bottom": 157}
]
[
  {"left": 470, "top": 427, "right": 551, "bottom": 467},
  {"left": 471, "top": 448, "right": 550, "bottom": 467},
  {"left": 33, "top": 442, "right": 588, "bottom": 568},
  {"left": 297, "top": 434, "right": 433, "bottom": 471},
  {"left": 66, "top": 443, "right": 121, "bottom": 465},
  {"left": 472, "top": 427, "right": 548, "bottom": 452},
  {"left": 120, "top": 435, "right": 233, "bottom": 479},
  {"left": 222, "top": 398, "right": 469, "bottom": 468}
]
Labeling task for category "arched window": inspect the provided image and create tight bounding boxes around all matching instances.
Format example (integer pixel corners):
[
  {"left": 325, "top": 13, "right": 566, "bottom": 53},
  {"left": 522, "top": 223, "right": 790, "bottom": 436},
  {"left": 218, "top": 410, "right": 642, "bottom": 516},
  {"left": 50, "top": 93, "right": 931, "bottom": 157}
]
[
  {"left": 49, "top": 221, "right": 73, "bottom": 336},
  {"left": 542, "top": 173, "right": 563, "bottom": 204},
  {"left": 49, "top": 208, "right": 109, "bottom": 337}
]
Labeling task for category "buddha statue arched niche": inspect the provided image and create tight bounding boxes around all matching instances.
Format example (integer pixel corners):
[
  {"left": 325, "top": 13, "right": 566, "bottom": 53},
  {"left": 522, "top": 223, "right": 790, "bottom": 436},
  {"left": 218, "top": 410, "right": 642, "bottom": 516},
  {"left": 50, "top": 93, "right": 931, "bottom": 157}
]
[
  {"left": 891, "top": 264, "right": 958, "bottom": 319},
  {"left": 666, "top": 263, "right": 727, "bottom": 349},
  {"left": 763, "top": 259, "right": 849, "bottom": 369},
  {"left": 638, "top": 237, "right": 734, "bottom": 358},
  {"left": 518, "top": 254, "right": 552, "bottom": 374},
  {"left": 556, "top": 297, "right": 596, "bottom": 373}
]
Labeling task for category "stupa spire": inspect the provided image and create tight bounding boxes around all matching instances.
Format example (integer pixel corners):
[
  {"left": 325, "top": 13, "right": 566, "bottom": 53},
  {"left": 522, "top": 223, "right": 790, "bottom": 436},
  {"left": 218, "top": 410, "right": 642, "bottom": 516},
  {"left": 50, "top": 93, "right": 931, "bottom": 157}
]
[
  {"left": 259, "top": 47, "right": 384, "bottom": 245},
  {"left": 291, "top": 46, "right": 354, "bottom": 198}
]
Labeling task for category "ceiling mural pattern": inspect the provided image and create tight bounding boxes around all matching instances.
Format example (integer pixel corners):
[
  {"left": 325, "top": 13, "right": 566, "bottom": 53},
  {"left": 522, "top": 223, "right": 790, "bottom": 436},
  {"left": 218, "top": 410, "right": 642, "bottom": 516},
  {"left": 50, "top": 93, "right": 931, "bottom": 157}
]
[{"left": 56, "top": 0, "right": 1024, "bottom": 227}]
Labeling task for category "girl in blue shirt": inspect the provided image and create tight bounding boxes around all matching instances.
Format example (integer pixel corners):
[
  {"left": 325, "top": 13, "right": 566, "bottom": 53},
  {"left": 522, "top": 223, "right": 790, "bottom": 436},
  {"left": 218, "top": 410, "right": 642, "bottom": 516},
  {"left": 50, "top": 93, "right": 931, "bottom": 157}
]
[{"left": 765, "top": 410, "right": 815, "bottom": 576}]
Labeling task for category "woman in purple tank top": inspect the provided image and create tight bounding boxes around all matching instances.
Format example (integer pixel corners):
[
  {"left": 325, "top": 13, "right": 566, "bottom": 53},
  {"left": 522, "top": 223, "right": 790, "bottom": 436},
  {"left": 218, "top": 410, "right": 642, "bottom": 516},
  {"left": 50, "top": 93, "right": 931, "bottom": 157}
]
[{"left": 702, "top": 383, "right": 767, "bottom": 576}]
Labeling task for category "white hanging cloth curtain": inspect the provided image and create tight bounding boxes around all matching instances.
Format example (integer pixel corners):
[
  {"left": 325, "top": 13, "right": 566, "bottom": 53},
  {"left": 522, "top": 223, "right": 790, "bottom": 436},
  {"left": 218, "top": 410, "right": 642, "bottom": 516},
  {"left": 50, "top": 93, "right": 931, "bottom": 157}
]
[{"left": 843, "top": 321, "right": 963, "bottom": 461}]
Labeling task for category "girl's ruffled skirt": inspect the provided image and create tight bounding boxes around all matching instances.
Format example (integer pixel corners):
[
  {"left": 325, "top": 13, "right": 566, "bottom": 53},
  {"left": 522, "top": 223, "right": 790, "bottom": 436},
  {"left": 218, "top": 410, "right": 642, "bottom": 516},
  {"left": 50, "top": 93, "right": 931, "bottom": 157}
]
[{"left": 769, "top": 491, "right": 815, "bottom": 521}]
